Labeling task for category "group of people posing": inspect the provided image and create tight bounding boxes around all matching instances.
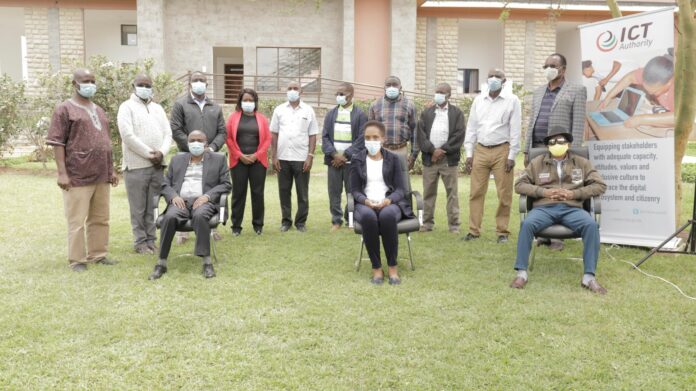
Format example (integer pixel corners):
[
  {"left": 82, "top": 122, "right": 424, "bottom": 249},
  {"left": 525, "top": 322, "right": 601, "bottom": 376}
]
[{"left": 46, "top": 52, "right": 608, "bottom": 294}]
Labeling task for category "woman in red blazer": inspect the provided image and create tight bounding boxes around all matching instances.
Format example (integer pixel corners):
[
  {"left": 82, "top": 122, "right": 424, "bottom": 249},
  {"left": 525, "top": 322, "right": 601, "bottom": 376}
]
[{"left": 225, "top": 88, "right": 271, "bottom": 235}]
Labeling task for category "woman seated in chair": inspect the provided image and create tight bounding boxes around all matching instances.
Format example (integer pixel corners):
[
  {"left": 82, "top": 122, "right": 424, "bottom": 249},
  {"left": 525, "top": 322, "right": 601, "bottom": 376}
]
[{"left": 350, "top": 120, "right": 414, "bottom": 285}]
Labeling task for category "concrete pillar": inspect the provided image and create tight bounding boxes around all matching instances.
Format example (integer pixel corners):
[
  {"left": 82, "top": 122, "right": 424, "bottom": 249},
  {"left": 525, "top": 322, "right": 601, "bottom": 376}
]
[
  {"left": 389, "top": 0, "right": 417, "bottom": 91},
  {"left": 24, "top": 8, "right": 49, "bottom": 95},
  {"left": 137, "top": 0, "right": 166, "bottom": 73},
  {"left": 342, "top": 0, "right": 355, "bottom": 82},
  {"left": 59, "top": 8, "right": 85, "bottom": 71},
  {"left": 425, "top": 17, "right": 438, "bottom": 92}
]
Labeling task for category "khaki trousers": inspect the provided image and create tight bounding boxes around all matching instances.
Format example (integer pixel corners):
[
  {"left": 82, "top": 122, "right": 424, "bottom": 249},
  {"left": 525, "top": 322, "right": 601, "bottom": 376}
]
[
  {"left": 468, "top": 143, "right": 513, "bottom": 236},
  {"left": 422, "top": 158, "right": 460, "bottom": 230},
  {"left": 62, "top": 182, "right": 110, "bottom": 265},
  {"left": 384, "top": 145, "right": 408, "bottom": 161}
]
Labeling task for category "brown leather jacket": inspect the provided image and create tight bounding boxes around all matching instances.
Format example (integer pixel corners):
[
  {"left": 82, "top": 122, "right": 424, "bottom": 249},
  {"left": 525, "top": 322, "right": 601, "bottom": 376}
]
[{"left": 515, "top": 151, "right": 606, "bottom": 208}]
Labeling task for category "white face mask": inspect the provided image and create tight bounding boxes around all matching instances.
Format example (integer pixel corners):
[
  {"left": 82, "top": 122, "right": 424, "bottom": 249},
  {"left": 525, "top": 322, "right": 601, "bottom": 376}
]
[
  {"left": 336, "top": 95, "right": 348, "bottom": 106},
  {"left": 544, "top": 67, "right": 559, "bottom": 82},
  {"left": 365, "top": 140, "right": 381, "bottom": 156},
  {"left": 241, "top": 101, "right": 255, "bottom": 113},
  {"left": 385, "top": 87, "right": 400, "bottom": 99},
  {"left": 433, "top": 93, "right": 447, "bottom": 105},
  {"left": 77, "top": 83, "right": 97, "bottom": 98},
  {"left": 191, "top": 81, "right": 206, "bottom": 95},
  {"left": 135, "top": 86, "right": 153, "bottom": 100},
  {"left": 287, "top": 90, "right": 300, "bottom": 102}
]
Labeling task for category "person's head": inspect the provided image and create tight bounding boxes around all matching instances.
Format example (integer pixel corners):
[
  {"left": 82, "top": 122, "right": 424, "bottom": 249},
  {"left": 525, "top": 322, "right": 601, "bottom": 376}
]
[
  {"left": 236, "top": 88, "right": 259, "bottom": 114},
  {"left": 434, "top": 82, "right": 451, "bottom": 106},
  {"left": 336, "top": 82, "right": 354, "bottom": 106},
  {"left": 642, "top": 55, "right": 674, "bottom": 96},
  {"left": 72, "top": 68, "right": 96, "bottom": 100},
  {"left": 486, "top": 68, "right": 506, "bottom": 94},
  {"left": 544, "top": 126, "right": 573, "bottom": 158},
  {"left": 286, "top": 81, "right": 301, "bottom": 103},
  {"left": 133, "top": 73, "right": 153, "bottom": 101},
  {"left": 543, "top": 53, "right": 567, "bottom": 83},
  {"left": 384, "top": 76, "right": 401, "bottom": 100},
  {"left": 581, "top": 60, "right": 594, "bottom": 78},
  {"left": 190, "top": 71, "right": 207, "bottom": 96},
  {"left": 187, "top": 130, "right": 208, "bottom": 157},
  {"left": 363, "top": 120, "right": 386, "bottom": 156}
]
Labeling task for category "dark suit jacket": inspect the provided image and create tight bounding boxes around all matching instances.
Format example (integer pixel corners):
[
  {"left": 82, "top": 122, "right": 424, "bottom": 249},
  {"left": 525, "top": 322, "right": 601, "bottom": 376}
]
[
  {"left": 349, "top": 149, "right": 414, "bottom": 218},
  {"left": 321, "top": 105, "right": 368, "bottom": 165},
  {"left": 415, "top": 104, "right": 466, "bottom": 167},
  {"left": 170, "top": 95, "right": 227, "bottom": 152},
  {"left": 525, "top": 81, "right": 586, "bottom": 153},
  {"left": 161, "top": 151, "right": 231, "bottom": 205}
]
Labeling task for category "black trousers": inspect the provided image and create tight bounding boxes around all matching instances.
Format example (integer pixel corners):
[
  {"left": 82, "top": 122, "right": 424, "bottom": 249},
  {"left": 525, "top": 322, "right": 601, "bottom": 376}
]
[
  {"left": 355, "top": 203, "right": 402, "bottom": 269},
  {"left": 327, "top": 164, "right": 350, "bottom": 225},
  {"left": 278, "top": 160, "right": 310, "bottom": 227},
  {"left": 231, "top": 161, "right": 266, "bottom": 231},
  {"left": 158, "top": 198, "right": 217, "bottom": 259}
]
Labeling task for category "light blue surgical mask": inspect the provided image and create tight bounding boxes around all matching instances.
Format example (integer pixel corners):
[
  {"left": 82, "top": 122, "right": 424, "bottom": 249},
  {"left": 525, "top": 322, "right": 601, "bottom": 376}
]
[
  {"left": 336, "top": 95, "right": 347, "bottom": 106},
  {"left": 487, "top": 77, "right": 502, "bottom": 92},
  {"left": 365, "top": 140, "right": 381, "bottom": 156},
  {"left": 191, "top": 81, "right": 206, "bottom": 95},
  {"left": 135, "top": 86, "right": 153, "bottom": 100},
  {"left": 433, "top": 93, "right": 447, "bottom": 105},
  {"left": 385, "top": 87, "right": 400, "bottom": 100},
  {"left": 189, "top": 141, "right": 206, "bottom": 156},
  {"left": 77, "top": 83, "right": 97, "bottom": 98},
  {"left": 287, "top": 90, "right": 300, "bottom": 102},
  {"left": 241, "top": 101, "right": 255, "bottom": 113}
]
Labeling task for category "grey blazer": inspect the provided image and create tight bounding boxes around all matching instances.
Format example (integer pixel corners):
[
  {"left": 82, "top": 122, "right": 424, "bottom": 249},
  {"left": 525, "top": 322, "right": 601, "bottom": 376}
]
[
  {"left": 161, "top": 151, "right": 231, "bottom": 204},
  {"left": 525, "top": 81, "right": 586, "bottom": 153}
]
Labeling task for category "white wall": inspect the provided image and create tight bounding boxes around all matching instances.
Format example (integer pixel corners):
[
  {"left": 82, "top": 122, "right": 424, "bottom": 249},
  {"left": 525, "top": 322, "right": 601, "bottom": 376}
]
[
  {"left": 84, "top": 9, "right": 138, "bottom": 65},
  {"left": 556, "top": 22, "right": 583, "bottom": 85},
  {"left": 0, "top": 7, "right": 25, "bottom": 80},
  {"left": 457, "top": 19, "right": 504, "bottom": 92}
]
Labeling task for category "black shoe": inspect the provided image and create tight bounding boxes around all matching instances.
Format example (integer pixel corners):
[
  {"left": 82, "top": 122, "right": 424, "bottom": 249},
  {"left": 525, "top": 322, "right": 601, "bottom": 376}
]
[
  {"left": 280, "top": 224, "right": 291, "bottom": 232},
  {"left": 232, "top": 228, "right": 241, "bottom": 237},
  {"left": 388, "top": 276, "right": 401, "bottom": 285},
  {"left": 148, "top": 265, "right": 167, "bottom": 280},
  {"left": 71, "top": 263, "right": 87, "bottom": 272},
  {"left": 96, "top": 257, "right": 118, "bottom": 265},
  {"left": 370, "top": 277, "right": 384, "bottom": 285},
  {"left": 254, "top": 227, "right": 263, "bottom": 235},
  {"left": 461, "top": 233, "right": 479, "bottom": 241},
  {"left": 497, "top": 235, "right": 509, "bottom": 244},
  {"left": 203, "top": 264, "right": 216, "bottom": 279},
  {"left": 296, "top": 225, "right": 307, "bottom": 233}
]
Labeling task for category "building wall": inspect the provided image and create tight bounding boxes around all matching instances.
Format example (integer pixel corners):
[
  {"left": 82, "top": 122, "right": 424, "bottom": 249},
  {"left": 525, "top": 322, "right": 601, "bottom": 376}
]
[
  {"left": 158, "top": 0, "right": 344, "bottom": 86},
  {"left": 355, "top": 0, "right": 390, "bottom": 86},
  {"left": 415, "top": 16, "right": 427, "bottom": 93},
  {"left": 503, "top": 18, "right": 557, "bottom": 88},
  {"left": 0, "top": 7, "right": 25, "bottom": 80},
  {"left": 24, "top": 7, "right": 49, "bottom": 94},
  {"left": 457, "top": 19, "right": 504, "bottom": 91},
  {"left": 435, "top": 18, "right": 459, "bottom": 95},
  {"left": 390, "top": 0, "right": 417, "bottom": 90},
  {"left": 58, "top": 8, "right": 85, "bottom": 68},
  {"left": 84, "top": 9, "right": 138, "bottom": 65}
]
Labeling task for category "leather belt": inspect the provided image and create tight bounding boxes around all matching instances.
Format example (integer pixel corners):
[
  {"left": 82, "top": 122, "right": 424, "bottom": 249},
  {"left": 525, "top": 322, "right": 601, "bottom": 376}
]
[
  {"left": 383, "top": 142, "right": 408, "bottom": 150},
  {"left": 477, "top": 142, "right": 509, "bottom": 149}
]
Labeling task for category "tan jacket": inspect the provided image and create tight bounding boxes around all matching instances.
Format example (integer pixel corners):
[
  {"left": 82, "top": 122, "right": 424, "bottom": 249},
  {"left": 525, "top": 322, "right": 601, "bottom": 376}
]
[{"left": 515, "top": 151, "right": 606, "bottom": 208}]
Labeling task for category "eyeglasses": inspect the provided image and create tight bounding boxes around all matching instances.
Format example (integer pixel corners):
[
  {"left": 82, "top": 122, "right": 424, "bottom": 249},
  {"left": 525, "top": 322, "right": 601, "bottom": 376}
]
[{"left": 547, "top": 138, "right": 568, "bottom": 145}]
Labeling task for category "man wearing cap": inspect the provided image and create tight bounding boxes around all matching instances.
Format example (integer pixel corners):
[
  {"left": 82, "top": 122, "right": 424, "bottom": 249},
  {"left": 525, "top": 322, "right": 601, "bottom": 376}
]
[{"left": 511, "top": 127, "right": 607, "bottom": 294}]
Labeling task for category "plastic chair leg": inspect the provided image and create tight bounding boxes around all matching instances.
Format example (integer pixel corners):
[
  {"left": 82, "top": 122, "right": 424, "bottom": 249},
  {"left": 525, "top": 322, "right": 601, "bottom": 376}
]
[
  {"left": 406, "top": 233, "right": 415, "bottom": 271},
  {"left": 355, "top": 237, "right": 364, "bottom": 272}
]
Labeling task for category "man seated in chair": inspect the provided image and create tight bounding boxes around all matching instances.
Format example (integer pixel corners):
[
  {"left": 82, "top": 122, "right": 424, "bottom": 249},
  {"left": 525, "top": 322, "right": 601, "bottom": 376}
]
[
  {"left": 149, "top": 130, "right": 231, "bottom": 280},
  {"left": 511, "top": 126, "right": 608, "bottom": 294}
]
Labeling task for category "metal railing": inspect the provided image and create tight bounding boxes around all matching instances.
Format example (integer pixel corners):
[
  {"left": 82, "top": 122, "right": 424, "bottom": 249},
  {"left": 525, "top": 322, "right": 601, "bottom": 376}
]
[{"left": 175, "top": 72, "right": 467, "bottom": 108}]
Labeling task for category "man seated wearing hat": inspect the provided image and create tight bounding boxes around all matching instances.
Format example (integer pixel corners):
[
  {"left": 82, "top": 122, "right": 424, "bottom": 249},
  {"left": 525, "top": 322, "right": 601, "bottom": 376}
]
[{"left": 511, "top": 126, "right": 608, "bottom": 294}]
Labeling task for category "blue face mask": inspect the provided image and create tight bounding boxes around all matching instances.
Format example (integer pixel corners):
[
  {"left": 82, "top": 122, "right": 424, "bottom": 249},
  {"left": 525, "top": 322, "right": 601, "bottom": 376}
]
[
  {"left": 433, "top": 93, "right": 447, "bottom": 105},
  {"left": 336, "top": 95, "right": 347, "bottom": 106},
  {"left": 365, "top": 140, "right": 381, "bottom": 156},
  {"left": 77, "top": 83, "right": 97, "bottom": 98},
  {"left": 191, "top": 81, "right": 206, "bottom": 95},
  {"left": 241, "top": 101, "right": 255, "bottom": 113},
  {"left": 385, "top": 87, "right": 400, "bottom": 100},
  {"left": 189, "top": 141, "right": 206, "bottom": 156},
  {"left": 135, "top": 86, "right": 153, "bottom": 100},
  {"left": 488, "top": 77, "right": 503, "bottom": 92},
  {"left": 287, "top": 90, "right": 300, "bottom": 102}
]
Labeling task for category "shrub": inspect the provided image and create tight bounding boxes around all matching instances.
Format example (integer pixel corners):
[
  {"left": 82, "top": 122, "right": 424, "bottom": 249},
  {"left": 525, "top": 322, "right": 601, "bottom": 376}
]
[{"left": 0, "top": 75, "right": 26, "bottom": 158}]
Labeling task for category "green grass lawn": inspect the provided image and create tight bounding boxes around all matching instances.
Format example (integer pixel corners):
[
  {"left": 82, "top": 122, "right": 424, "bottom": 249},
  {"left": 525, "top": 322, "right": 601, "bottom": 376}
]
[{"left": 1, "top": 162, "right": 695, "bottom": 389}]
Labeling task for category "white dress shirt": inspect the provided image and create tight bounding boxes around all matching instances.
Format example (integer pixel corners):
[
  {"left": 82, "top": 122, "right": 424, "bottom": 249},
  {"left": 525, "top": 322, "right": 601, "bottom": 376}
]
[
  {"left": 464, "top": 91, "right": 521, "bottom": 160},
  {"left": 270, "top": 101, "right": 319, "bottom": 162},
  {"left": 180, "top": 160, "right": 204, "bottom": 199},
  {"left": 429, "top": 104, "right": 449, "bottom": 148}
]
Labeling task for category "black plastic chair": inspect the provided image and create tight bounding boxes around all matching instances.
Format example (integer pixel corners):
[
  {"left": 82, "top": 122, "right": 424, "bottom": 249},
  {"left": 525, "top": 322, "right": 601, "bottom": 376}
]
[
  {"left": 153, "top": 192, "right": 229, "bottom": 263},
  {"left": 519, "top": 147, "right": 601, "bottom": 271},
  {"left": 347, "top": 154, "right": 423, "bottom": 271}
]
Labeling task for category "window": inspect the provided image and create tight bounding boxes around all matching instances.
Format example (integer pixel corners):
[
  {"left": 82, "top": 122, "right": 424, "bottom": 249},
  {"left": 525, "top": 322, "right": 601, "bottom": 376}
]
[
  {"left": 256, "top": 47, "right": 321, "bottom": 92},
  {"left": 121, "top": 25, "right": 137, "bottom": 46},
  {"left": 460, "top": 68, "right": 479, "bottom": 94}
]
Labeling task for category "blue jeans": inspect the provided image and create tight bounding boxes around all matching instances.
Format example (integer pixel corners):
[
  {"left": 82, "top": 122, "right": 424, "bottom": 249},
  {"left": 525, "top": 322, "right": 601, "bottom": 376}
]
[{"left": 514, "top": 203, "right": 599, "bottom": 274}]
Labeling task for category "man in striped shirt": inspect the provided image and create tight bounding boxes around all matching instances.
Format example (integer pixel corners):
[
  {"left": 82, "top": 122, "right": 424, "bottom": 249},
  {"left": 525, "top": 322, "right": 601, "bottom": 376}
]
[{"left": 321, "top": 82, "right": 368, "bottom": 231}]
